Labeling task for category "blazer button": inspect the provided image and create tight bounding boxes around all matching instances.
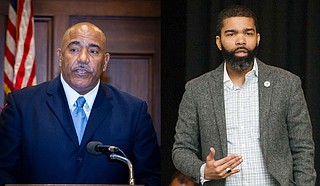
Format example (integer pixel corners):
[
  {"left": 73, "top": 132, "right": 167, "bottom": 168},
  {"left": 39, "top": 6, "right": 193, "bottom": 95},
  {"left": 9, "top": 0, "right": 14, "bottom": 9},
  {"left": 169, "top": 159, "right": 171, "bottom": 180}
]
[{"left": 77, "top": 156, "right": 83, "bottom": 162}]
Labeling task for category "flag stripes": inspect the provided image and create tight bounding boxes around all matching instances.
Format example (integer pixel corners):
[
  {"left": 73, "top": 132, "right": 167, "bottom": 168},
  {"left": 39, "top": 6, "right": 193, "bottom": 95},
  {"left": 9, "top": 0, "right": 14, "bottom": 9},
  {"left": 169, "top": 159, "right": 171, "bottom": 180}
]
[{"left": 4, "top": 0, "right": 36, "bottom": 94}]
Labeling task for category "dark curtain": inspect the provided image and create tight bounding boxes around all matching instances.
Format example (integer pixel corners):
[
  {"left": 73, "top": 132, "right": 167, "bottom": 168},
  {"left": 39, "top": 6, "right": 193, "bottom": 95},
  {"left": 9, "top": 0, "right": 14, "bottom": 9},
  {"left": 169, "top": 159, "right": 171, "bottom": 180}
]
[{"left": 162, "top": 0, "right": 320, "bottom": 185}]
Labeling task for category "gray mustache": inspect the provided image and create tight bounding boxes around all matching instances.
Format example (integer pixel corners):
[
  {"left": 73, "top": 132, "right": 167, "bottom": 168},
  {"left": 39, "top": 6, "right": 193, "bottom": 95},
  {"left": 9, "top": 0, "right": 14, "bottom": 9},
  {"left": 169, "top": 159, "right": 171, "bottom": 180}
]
[{"left": 71, "top": 64, "right": 93, "bottom": 73}]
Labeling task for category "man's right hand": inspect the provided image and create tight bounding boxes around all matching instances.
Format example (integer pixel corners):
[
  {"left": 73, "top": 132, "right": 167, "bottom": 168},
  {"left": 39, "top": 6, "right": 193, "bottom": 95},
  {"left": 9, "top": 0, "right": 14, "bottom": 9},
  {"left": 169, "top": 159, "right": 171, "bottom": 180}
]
[{"left": 204, "top": 147, "right": 242, "bottom": 180}]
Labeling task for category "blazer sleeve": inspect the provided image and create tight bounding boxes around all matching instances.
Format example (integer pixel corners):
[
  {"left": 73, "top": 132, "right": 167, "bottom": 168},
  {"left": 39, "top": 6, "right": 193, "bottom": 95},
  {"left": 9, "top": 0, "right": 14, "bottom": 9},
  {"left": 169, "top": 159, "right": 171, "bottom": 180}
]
[
  {"left": 132, "top": 101, "right": 161, "bottom": 186},
  {"left": 286, "top": 77, "right": 316, "bottom": 185},
  {"left": 0, "top": 93, "right": 22, "bottom": 186},
  {"left": 172, "top": 81, "right": 205, "bottom": 184}
]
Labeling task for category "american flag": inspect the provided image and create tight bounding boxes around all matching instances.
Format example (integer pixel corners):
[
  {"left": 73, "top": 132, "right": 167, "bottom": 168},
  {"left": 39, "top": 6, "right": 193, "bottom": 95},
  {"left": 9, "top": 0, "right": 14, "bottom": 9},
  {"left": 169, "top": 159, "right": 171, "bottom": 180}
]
[{"left": 4, "top": 0, "right": 36, "bottom": 94}]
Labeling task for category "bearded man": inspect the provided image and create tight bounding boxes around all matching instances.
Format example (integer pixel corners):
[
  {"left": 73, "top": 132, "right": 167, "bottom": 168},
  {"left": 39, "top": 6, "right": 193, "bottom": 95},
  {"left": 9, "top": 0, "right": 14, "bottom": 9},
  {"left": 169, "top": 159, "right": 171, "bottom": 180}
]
[{"left": 172, "top": 5, "right": 316, "bottom": 186}]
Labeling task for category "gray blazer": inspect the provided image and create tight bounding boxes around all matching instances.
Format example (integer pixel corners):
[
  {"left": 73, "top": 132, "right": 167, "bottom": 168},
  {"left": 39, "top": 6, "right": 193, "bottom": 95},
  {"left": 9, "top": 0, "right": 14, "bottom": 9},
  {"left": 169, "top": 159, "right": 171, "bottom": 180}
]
[{"left": 172, "top": 59, "right": 316, "bottom": 186}]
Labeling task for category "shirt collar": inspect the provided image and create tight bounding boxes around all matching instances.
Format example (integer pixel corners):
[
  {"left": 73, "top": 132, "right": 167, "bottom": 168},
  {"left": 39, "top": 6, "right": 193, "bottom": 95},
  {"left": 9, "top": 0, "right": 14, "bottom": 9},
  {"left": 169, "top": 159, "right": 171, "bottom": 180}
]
[{"left": 60, "top": 74, "right": 100, "bottom": 110}]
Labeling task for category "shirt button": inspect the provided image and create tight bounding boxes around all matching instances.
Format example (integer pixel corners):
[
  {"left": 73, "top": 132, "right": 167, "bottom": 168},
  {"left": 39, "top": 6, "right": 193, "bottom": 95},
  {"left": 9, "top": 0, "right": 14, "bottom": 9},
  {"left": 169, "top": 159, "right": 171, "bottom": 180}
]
[{"left": 242, "top": 161, "right": 247, "bottom": 167}]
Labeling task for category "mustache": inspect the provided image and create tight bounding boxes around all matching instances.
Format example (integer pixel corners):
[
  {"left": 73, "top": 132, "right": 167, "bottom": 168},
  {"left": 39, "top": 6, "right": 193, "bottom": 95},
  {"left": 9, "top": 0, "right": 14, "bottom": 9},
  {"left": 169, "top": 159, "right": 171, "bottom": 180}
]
[
  {"left": 71, "top": 63, "right": 93, "bottom": 73},
  {"left": 233, "top": 47, "right": 249, "bottom": 53}
]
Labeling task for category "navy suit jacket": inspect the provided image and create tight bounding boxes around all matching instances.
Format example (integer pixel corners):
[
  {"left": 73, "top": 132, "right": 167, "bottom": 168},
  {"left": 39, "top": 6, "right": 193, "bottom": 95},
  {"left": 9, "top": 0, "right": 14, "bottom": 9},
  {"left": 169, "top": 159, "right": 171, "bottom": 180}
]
[{"left": 0, "top": 76, "right": 160, "bottom": 186}]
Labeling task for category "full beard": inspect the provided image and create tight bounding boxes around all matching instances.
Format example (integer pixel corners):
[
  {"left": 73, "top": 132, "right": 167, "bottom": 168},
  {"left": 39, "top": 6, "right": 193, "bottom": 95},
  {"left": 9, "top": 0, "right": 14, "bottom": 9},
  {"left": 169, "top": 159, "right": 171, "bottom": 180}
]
[{"left": 221, "top": 45, "right": 258, "bottom": 71}]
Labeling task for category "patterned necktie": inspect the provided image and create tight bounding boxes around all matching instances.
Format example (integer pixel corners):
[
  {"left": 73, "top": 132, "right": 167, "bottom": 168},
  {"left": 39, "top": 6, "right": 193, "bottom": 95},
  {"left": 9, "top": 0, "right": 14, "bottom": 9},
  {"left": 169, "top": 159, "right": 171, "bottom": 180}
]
[{"left": 71, "top": 96, "right": 88, "bottom": 144}]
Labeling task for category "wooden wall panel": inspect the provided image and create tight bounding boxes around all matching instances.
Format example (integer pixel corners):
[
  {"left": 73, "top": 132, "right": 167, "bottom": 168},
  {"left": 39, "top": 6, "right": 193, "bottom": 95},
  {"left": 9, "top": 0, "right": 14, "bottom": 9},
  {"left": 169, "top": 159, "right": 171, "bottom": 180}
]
[
  {"left": 0, "top": 15, "right": 4, "bottom": 107},
  {"left": 70, "top": 17, "right": 159, "bottom": 53},
  {"left": 102, "top": 56, "right": 152, "bottom": 105},
  {"left": 33, "top": 0, "right": 160, "bottom": 17},
  {"left": 34, "top": 17, "right": 53, "bottom": 83}
]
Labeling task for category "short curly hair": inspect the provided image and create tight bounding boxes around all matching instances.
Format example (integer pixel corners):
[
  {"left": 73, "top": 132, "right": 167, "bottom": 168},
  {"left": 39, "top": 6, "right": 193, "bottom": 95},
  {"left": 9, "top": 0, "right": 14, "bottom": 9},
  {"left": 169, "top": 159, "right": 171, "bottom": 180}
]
[{"left": 216, "top": 5, "right": 259, "bottom": 36}]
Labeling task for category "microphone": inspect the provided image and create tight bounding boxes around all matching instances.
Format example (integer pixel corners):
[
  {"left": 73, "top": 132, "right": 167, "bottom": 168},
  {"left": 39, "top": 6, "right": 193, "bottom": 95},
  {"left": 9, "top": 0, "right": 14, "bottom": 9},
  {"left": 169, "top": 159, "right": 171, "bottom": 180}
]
[
  {"left": 110, "top": 153, "right": 135, "bottom": 185},
  {"left": 87, "top": 141, "right": 119, "bottom": 155},
  {"left": 87, "top": 141, "right": 135, "bottom": 185}
]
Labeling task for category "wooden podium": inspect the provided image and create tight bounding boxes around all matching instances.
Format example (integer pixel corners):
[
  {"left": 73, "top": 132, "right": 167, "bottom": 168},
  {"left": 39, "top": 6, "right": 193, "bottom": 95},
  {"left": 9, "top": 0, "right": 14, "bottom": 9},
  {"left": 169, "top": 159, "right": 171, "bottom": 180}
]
[{"left": 6, "top": 184, "right": 143, "bottom": 186}]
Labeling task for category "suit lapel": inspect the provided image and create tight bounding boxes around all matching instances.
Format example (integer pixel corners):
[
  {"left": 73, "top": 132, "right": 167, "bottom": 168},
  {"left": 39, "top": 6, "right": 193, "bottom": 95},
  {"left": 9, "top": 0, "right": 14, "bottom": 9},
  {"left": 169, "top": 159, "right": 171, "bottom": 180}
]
[
  {"left": 257, "top": 60, "right": 273, "bottom": 151},
  {"left": 46, "top": 77, "right": 79, "bottom": 147},
  {"left": 208, "top": 63, "right": 228, "bottom": 156},
  {"left": 80, "top": 84, "right": 113, "bottom": 149}
]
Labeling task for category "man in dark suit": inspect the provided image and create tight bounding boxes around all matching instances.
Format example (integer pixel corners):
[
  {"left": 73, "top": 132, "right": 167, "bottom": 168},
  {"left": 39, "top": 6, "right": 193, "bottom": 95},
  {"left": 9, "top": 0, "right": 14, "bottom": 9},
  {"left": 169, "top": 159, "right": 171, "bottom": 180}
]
[
  {"left": 0, "top": 22, "right": 160, "bottom": 186},
  {"left": 172, "top": 5, "right": 316, "bottom": 186}
]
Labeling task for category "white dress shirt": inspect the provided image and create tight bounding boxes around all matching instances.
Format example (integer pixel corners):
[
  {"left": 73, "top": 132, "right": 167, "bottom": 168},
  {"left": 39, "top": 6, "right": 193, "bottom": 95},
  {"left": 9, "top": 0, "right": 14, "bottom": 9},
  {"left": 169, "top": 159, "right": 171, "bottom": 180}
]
[
  {"left": 60, "top": 74, "right": 99, "bottom": 120},
  {"left": 200, "top": 59, "right": 277, "bottom": 185}
]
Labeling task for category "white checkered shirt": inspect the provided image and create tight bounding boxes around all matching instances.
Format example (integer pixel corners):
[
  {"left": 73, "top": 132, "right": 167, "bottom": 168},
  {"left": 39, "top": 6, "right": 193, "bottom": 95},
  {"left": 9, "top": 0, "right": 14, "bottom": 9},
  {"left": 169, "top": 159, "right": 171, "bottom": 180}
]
[{"left": 224, "top": 60, "right": 278, "bottom": 186}]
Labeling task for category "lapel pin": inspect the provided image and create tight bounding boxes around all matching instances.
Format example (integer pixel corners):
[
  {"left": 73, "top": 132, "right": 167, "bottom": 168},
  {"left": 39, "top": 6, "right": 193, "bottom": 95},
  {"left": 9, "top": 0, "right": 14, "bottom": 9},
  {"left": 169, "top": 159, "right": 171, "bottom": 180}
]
[{"left": 264, "top": 81, "right": 270, "bottom": 87}]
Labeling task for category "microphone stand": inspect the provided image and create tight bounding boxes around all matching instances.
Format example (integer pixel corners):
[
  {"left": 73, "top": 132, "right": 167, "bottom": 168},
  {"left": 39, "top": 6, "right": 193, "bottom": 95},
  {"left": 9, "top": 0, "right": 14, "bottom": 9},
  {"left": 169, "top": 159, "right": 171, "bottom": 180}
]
[{"left": 109, "top": 153, "right": 135, "bottom": 185}]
